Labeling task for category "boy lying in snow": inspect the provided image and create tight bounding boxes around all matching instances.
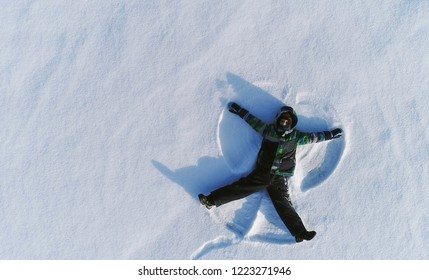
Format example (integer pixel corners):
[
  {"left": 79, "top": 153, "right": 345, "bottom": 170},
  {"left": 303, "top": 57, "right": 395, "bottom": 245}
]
[{"left": 199, "top": 102, "right": 343, "bottom": 243}]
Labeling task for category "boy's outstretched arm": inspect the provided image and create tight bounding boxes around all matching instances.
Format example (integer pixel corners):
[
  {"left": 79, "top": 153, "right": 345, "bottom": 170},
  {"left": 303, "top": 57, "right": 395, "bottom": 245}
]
[
  {"left": 227, "top": 102, "right": 266, "bottom": 135},
  {"left": 296, "top": 128, "right": 343, "bottom": 145}
]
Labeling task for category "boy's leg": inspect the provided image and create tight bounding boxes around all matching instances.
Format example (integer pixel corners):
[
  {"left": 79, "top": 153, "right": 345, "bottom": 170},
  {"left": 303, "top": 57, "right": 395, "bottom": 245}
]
[
  {"left": 267, "top": 175, "right": 307, "bottom": 237},
  {"left": 208, "top": 168, "right": 271, "bottom": 207}
]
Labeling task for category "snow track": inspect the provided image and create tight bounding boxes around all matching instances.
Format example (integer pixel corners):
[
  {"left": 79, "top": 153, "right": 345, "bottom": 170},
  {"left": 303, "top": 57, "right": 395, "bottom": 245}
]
[{"left": 1, "top": 0, "right": 429, "bottom": 260}]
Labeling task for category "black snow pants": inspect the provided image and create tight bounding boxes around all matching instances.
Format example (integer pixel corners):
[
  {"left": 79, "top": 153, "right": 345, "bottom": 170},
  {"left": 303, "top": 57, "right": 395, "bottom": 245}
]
[{"left": 208, "top": 168, "right": 307, "bottom": 236}]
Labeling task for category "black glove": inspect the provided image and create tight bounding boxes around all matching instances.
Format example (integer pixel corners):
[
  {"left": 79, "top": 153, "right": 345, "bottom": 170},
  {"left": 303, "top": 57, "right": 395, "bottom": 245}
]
[
  {"left": 227, "top": 102, "right": 248, "bottom": 118},
  {"left": 330, "top": 128, "right": 343, "bottom": 139}
]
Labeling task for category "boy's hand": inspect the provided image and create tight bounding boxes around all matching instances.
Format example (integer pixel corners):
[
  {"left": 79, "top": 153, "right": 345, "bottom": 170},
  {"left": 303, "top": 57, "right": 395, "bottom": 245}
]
[
  {"left": 331, "top": 128, "right": 343, "bottom": 139},
  {"left": 227, "top": 102, "right": 248, "bottom": 118}
]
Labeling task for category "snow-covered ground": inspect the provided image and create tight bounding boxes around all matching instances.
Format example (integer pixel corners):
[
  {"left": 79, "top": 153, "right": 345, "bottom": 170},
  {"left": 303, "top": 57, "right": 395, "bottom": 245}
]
[{"left": 1, "top": 0, "right": 428, "bottom": 259}]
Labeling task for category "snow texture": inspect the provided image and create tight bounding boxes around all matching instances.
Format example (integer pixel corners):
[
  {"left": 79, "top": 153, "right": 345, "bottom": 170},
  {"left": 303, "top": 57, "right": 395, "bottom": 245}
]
[{"left": 1, "top": 0, "right": 429, "bottom": 259}]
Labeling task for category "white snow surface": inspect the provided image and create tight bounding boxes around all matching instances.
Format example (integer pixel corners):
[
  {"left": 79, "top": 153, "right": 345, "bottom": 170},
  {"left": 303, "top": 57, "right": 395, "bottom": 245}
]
[{"left": 1, "top": 1, "right": 429, "bottom": 260}]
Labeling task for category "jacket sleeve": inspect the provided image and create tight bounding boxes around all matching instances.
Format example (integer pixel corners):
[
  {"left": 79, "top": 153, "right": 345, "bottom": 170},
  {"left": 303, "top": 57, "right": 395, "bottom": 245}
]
[
  {"left": 296, "top": 131, "right": 335, "bottom": 145},
  {"left": 242, "top": 113, "right": 267, "bottom": 136}
]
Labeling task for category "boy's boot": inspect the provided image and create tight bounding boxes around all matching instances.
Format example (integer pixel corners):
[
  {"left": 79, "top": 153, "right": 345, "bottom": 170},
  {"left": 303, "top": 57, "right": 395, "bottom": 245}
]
[
  {"left": 198, "top": 194, "right": 215, "bottom": 210},
  {"left": 295, "top": 230, "right": 317, "bottom": 243}
]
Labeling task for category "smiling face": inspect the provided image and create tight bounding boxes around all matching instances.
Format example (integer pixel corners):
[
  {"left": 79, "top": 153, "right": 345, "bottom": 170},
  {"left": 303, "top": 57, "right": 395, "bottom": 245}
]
[
  {"left": 278, "top": 113, "right": 292, "bottom": 128},
  {"left": 275, "top": 106, "right": 298, "bottom": 135},
  {"left": 277, "top": 112, "right": 293, "bottom": 129}
]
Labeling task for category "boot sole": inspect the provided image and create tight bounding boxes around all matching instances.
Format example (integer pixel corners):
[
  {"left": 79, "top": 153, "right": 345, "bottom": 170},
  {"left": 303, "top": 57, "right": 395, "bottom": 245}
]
[{"left": 198, "top": 194, "right": 213, "bottom": 210}]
